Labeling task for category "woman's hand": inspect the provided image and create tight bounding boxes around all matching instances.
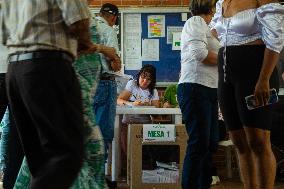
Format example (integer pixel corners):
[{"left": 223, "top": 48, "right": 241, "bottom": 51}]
[
  {"left": 163, "top": 101, "right": 172, "bottom": 108},
  {"left": 133, "top": 100, "right": 143, "bottom": 106},
  {"left": 254, "top": 48, "right": 279, "bottom": 107},
  {"left": 254, "top": 78, "right": 270, "bottom": 106},
  {"left": 133, "top": 100, "right": 153, "bottom": 106}
]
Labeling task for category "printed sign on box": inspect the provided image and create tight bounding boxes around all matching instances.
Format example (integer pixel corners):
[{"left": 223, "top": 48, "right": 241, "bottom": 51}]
[{"left": 143, "top": 124, "right": 176, "bottom": 142}]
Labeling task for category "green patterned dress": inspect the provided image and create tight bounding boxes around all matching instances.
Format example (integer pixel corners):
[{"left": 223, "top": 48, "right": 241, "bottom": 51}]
[{"left": 13, "top": 20, "right": 106, "bottom": 189}]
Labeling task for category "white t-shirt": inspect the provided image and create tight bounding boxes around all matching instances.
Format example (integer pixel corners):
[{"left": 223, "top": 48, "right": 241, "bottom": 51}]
[
  {"left": 122, "top": 80, "right": 159, "bottom": 124},
  {"left": 125, "top": 80, "right": 159, "bottom": 102}
]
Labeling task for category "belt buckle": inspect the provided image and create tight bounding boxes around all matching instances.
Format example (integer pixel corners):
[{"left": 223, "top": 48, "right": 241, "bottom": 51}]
[
  {"left": 9, "top": 54, "right": 19, "bottom": 62},
  {"left": 9, "top": 52, "right": 36, "bottom": 62},
  {"left": 101, "top": 74, "right": 115, "bottom": 81}
]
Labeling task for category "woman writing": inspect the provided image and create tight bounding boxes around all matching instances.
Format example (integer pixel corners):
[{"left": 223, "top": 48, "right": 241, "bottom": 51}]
[
  {"left": 117, "top": 64, "right": 159, "bottom": 176},
  {"left": 117, "top": 64, "right": 160, "bottom": 121}
]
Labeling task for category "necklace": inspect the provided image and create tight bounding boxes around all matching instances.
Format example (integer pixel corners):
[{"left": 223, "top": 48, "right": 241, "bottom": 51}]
[{"left": 223, "top": 0, "right": 233, "bottom": 17}]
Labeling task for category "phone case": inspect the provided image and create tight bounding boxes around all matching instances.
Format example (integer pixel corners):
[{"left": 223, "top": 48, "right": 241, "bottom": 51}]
[{"left": 245, "top": 88, "right": 278, "bottom": 110}]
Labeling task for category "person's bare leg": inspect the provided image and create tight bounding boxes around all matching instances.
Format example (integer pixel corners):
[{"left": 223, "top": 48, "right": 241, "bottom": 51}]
[
  {"left": 229, "top": 129, "right": 257, "bottom": 189},
  {"left": 245, "top": 127, "right": 276, "bottom": 189}
]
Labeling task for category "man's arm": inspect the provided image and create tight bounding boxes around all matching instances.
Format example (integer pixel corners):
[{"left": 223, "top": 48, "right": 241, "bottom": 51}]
[
  {"left": 106, "top": 28, "right": 121, "bottom": 72},
  {"left": 68, "top": 18, "right": 94, "bottom": 53},
  {"left": 69, "top": 18, "right": 117, "bottom": 60}
]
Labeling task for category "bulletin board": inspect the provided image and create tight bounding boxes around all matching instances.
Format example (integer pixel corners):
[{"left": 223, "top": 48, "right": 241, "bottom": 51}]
[
  {"left": 122, "top": 10, "right": 188, "bottom": 83},
  {"left": 90, "top": 7, "right": 188, "bottom": 83}
]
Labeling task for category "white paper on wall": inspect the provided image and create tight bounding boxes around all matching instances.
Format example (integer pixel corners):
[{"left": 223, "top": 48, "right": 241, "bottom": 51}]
[
  {"left": 172, "top": 32, "right": 182, "bottom": 50},
  {"left": 148, "top": 15, "right": 165, "bottom": 38},
  {"left": 142, "top": 39, "right": 159, "bottom": 61},
  {"left": 167, "top": 26, "right": 183, "bottom": 44},
  {"left": 124, "top": 14, "right": 142, "bottom": 70}
]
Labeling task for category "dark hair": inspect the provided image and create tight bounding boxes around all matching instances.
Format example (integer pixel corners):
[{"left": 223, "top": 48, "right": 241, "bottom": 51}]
[
  {"left": 189, "top": 0, "right": 217, "bottom": 16},
  {"left": 136, "top": 64, "right": 156, "bottom": 96}
]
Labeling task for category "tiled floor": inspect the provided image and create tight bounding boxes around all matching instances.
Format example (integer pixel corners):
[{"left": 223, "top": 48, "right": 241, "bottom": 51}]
[
  {"left": 210, "top": 181, "right": 284, "bottom": 189},
  {"left": 1, "top": 178, "right": 283, "bottom": 189},
  {"left": 116, "top": 179, "right": 284, "bottom": 189},
  {"left": 116, "top": 167, "right": 284, "bottom": 189},
  {"left": 1, "top": 166, "right": 283, "bottom": 189}
]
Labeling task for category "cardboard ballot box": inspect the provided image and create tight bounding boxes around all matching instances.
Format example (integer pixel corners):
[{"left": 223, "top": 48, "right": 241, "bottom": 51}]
[{"left": 127, "top": 124, "right": 188, "bottom": 189}]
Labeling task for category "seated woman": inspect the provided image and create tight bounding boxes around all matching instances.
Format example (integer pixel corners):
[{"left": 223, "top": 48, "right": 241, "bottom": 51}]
[
  {"left": 117, "top": 64, "right": 160, "bottom": 123},
  {"left": 117, "top": 64, "right": 159, "bottom": 176}
]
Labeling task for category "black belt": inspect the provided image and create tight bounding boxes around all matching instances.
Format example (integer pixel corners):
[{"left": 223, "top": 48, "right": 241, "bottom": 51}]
[
  {"left": 100, "top": 74, "right": 115, "bottom": 81},
  {"left": 8, "top": 51, "right": 74, "bottom": 63}
]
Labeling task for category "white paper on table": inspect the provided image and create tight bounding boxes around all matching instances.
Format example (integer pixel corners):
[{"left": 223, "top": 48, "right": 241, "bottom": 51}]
[{"left": 142, "top": 168, "right": 179, "bottom": 183}]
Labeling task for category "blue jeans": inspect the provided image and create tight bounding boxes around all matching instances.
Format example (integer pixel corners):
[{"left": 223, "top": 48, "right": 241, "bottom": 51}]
[
  {"left": 93, "top": 80, "right": 117, "bottom": 155},
  {"left": 177, "top": 83, "right": 219, "bottom": 189}
]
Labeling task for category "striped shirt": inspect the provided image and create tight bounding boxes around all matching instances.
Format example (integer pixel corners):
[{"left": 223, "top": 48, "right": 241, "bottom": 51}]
[{"left": 1, "top": 0, "right": 91, "bottom": 57}]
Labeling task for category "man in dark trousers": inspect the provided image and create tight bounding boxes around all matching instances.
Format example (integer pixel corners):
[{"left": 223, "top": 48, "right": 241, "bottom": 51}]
[
  {"left": 0, "top": 41, "right": 24, "bottom": 189},
  {"left": 0, "top": 0, "right": 106, "bottom": 188}
]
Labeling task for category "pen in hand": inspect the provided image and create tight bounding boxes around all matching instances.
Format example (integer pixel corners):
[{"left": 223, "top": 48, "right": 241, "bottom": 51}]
[
  {"left": 133, "top": 94, "right": 137, "bottom": 100},
  {"left": 132, "top": 95, "right": 144, "bottom": 106}
]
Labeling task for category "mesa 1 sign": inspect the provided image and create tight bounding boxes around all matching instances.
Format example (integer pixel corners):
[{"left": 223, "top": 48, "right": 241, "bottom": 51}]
[{"left": 143, "top": 124, "right": 176, "bottom": 142}]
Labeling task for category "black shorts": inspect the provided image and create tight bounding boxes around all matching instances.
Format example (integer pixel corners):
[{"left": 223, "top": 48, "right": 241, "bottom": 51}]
[{"left": 218, "top": 45, "right": 279, "bottom": 131}]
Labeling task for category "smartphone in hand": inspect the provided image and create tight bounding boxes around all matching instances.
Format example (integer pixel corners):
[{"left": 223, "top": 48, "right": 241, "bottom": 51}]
[{"left": 245, "top": 88, "right": 278, "bottom": 110}]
